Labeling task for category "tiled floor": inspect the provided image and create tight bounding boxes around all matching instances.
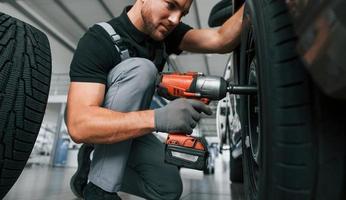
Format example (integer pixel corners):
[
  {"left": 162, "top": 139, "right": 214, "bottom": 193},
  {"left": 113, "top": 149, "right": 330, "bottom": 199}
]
[{"left": 4, "top": 152, "right": 245, "bottom": 200}]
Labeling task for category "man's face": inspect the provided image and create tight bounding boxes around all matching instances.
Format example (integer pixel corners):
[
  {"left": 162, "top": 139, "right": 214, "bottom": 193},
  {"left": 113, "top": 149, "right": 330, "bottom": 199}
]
[{"left": 141, "top": 0, "right": 193, "bottom": 41}]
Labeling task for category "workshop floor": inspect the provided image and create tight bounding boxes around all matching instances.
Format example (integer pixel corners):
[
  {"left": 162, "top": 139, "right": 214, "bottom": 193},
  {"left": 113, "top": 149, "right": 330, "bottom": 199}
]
[{"left": 4, "top": 151, "right": 245, "bottom": 200}]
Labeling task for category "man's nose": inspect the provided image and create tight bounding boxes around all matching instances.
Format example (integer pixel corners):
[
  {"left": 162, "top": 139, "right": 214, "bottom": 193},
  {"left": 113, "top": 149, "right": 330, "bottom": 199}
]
[{"left": 168, "top": 12, "right": 181, "bottom": 26}]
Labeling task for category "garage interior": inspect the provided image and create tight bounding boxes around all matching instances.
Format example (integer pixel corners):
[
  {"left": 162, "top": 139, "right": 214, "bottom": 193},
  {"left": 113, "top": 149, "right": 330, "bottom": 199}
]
[
  {"left": 1, "top": 0, "right": 244, "bottom": 199},
  {"left": 0, "top": 0, "right": 345, "bottom": 200}
]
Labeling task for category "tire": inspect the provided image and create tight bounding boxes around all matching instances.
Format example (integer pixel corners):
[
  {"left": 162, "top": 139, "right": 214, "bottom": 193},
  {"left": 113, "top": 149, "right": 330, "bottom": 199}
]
[
  {"left": 208, "top": 0, "right": 232, "bottom": 27},
  {"left": 208, "top": 6, "right": 232, "bottom": 28},
  {"left": 203, "top": 160, "right": 214, "bottom": 175},
  {"left": 204, "top": 142, "right": 216, "bottom": 175},
  {"left": 230, "top": 153, "right": 243, "bottom": 183},
  {"left": 0, "top": 13, "right": 51, "bottom": 198},
  {"left": 238, "top": 1, "right": 346, "bottom": 200},
  {"left": 211, "top": 0, "right": 231, "bottom": 14}
]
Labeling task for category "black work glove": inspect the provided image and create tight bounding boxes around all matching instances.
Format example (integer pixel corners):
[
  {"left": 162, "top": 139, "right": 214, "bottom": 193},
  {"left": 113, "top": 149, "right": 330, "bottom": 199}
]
[{"left": 154, "top": 98, "right": 213, "bottom": 134}]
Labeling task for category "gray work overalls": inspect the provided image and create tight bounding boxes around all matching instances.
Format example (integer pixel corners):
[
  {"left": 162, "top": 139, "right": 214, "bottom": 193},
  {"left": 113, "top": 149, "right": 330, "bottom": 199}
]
[{"left": 88, "top": 22, "right": 182, "bottom": 200}]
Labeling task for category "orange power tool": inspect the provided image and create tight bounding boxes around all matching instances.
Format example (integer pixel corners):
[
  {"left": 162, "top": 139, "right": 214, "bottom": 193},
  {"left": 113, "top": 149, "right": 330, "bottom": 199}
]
[
  {"left": 157, "top": 72, "right": 257, "bottom": 170},
  {"left": 157, "top": 72, "right": 228, "bottom": 170}
]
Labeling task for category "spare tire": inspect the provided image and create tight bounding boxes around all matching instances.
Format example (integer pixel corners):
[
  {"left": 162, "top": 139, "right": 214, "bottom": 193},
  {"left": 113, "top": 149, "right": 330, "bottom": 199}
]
[
  {"left": 0, "top": 13, "right": 51, "bottom": 198},
  {"left": 238, "top": 1, "right": 346, "bottom": 200}
]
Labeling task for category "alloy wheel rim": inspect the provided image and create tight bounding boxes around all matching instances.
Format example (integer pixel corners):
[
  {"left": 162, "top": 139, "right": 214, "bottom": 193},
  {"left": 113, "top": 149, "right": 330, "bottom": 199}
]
[{"left": 244, "top": 23, "right": 261, "bottom": 192}]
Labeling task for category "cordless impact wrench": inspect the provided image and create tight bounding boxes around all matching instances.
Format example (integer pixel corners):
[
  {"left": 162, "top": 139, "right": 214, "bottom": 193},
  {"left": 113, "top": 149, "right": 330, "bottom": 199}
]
[{"left": 156, "top": 72, "right": 256, "bottom": 170}]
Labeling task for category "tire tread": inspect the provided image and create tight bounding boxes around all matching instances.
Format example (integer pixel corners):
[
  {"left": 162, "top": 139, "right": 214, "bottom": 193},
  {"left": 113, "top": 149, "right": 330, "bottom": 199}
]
[{"left": 0, "top": 12, "right": 51, "bottom": 198}]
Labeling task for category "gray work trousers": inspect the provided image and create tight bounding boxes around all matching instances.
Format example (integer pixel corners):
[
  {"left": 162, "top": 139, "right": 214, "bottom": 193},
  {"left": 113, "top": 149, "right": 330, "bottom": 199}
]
[{"left": 88, "top": 58, "right": 183, "bottom": 200}]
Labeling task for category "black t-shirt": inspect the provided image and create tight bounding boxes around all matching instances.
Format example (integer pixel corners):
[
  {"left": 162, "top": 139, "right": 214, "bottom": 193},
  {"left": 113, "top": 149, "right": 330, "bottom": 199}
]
[{"left": 70, "top": 6, "right": 193, "bottom": 84}]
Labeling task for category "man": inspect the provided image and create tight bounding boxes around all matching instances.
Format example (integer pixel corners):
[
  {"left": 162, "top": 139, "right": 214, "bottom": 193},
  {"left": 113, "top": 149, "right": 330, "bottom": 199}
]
[{"left": 66, "top": 0, "right": 244, "bottom": 199}]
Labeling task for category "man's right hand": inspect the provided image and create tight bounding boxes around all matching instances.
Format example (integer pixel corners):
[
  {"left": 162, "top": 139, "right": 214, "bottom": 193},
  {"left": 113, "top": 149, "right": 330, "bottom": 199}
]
[{"left": 154, "top": 98, "right": 213, "bottom": 134}]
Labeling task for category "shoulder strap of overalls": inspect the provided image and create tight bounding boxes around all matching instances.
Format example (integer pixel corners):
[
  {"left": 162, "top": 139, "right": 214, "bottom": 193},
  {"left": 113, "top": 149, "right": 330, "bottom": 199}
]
[{"left": 96, "top": 22, "right": 130, "bottom": 61}]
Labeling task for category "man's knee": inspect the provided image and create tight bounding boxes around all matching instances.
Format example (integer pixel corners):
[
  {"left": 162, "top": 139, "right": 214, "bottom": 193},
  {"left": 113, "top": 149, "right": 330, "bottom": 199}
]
[
  {"left": 130, "top": 58, "right": 158, "bottom": 90},
  {"left": 134, "top": 58, "right": 157, "bottom": 78},
  {"left": 109, "top": 57, "right": 157, "bottom": 88},
  {"left": 104, "top": 58, "right": 158, "bottom": 110}
]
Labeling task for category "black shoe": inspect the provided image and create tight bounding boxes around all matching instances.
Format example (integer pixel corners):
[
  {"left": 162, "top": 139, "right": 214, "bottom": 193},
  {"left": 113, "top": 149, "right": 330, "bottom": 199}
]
[
  {"left": 83, "top": 182, "right": 121, "bottom": 200},
  {"left": 70, "top": 144, "right": 94, "bottom": 198}
]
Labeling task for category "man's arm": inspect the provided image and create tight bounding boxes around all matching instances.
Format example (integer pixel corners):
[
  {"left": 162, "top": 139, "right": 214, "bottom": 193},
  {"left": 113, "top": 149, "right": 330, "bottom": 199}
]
[
  {"left": 66, "top": 82, "right": 155, "bottom": 144},
  {"left": 66, "top": 82, "right": 212, "bottom": 144},
  {"left": 179, "top": 5, "right": 244, "bottom": 54}
]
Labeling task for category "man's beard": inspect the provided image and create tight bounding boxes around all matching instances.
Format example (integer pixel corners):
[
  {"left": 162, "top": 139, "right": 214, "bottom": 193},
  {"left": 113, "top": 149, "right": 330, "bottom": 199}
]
[{"left": 141, "top": 8, "right": 165, "bottom": 41}]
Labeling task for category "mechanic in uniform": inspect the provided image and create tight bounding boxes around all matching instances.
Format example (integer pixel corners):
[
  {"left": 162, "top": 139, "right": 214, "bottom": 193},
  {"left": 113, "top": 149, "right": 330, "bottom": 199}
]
[{"left": 66, "top": 0, "right": 244, "bottom": 199}]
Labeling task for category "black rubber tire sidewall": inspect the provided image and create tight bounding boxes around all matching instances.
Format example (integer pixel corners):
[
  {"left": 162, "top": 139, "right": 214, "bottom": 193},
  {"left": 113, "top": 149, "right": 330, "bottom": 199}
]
[
  {"left": 210, "top": 0, "right": 232, "bottom": 17},
  {"left": 208, "top": 5, "right": 233, "bottom": 28},
  {"left": 230, "top": 153, "right": 243, "bottom": 183},
  {"left": 0, "top": 13, "right": 51, "bottom": 198},
  {"left": 239, "top": 1, "right": 316, "bottom": 199}
]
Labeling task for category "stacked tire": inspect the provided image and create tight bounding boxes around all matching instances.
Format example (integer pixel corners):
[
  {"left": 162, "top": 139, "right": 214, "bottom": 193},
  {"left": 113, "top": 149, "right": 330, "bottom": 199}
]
[{"left": 0, "top": 13, "right": 51, "bottom": 198}]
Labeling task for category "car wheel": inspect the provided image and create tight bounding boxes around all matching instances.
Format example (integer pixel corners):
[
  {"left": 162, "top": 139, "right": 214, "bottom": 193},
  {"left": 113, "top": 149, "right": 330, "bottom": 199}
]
[
  {"left": 203, "top": 157, "right": 214, "bottom": 175},
  {"left": 0, "top": 13, "right": 51, "bottom": 198},
  {"left": 229, "top": 95, "right": 243, "bottom": 183},
  {"left": 230, "top": 151, "right": 243, "bottom": 183},
  {"left": 204, "top": 142, "right": 217, "bottom": 175},
  {"left": 216, "top": 97, "right": 228, "bottom": 150},
  {"left": 239, "top": 1, "right": 345, "bottom": 200}
]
